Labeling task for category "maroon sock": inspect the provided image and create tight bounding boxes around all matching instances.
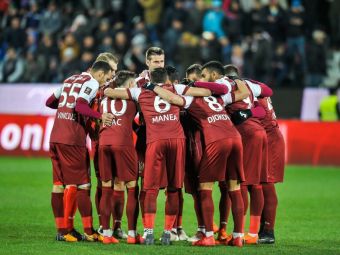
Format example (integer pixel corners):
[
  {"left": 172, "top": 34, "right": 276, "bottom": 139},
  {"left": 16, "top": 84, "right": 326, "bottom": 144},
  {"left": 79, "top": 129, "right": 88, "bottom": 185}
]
[
  {"left": 262, "top": 183, "right": 278, "bottom": 231},
  {"left": 165, "top": 190, "right": 179, "bottom": 230},
  {"left": 126, "top": 186, "right": 139, "bottom": 231},
  {"left": 192, "top": 192, "right": 204, "bottom": 227},
  {"left": 250, "top": 185, "right": 264, "bottom": 216},
  {"left": 99, "top": 187, "right": 112, "bottom": 230},
  {"left": 51, "top": 192, "right": 67, "bottom": 234},
  {"left": 177, "top": 189, "right": 184, "bottom": 228},
  {"left": 95, "top": 185, "right": 102, "bottom": 226},
  {"left": 200, "top": 190, "right": 214, "bottom": 232},
  {"left": 144, "top": 189, "right": 158, "bottom": 229},
  {"left": 229, "top": 190, "right": 244, "bottom": 233},
  {"left": 77, "top": 189, "right": 93, "bottom": 235},
  {"left": 241, "top": 185, "right": 249, "bottom": 215},
  {"left": 139, "top": 189, "right": 146, "bottom": 219},
  {"left": 219, "top": 183, "right": 231, "bottom": 230},
  {"left": 112, "top": 190, "right": 125, "bottom": 229}
]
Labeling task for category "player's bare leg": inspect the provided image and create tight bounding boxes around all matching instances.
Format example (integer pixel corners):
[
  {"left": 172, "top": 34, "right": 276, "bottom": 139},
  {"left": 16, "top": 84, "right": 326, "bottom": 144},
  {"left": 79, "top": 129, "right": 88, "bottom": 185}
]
[
  {"left": 192, "top": 182, "right": 215, "bottom": 246},
  {"left": 100, "top": 180, "right": 119, "bottom": 244}
]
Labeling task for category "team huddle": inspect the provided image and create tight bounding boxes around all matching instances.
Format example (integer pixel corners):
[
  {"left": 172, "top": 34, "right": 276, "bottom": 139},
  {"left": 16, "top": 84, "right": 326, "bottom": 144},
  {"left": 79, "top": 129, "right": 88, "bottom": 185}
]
[{"left": 46, "top": 47, "right": 285, "bottom": 247}]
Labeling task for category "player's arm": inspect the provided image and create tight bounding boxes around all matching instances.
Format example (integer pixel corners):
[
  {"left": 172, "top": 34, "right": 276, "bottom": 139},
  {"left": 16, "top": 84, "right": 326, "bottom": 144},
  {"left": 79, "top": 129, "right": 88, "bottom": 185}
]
[
  {"left": 230, "top": 101, "right": 266, "bottom": 125},
  {"left": 148, "top": 84, "right": 185, "bottom": 107},
  {"left": 174, "top": 84, "right": 211, "bottom": 97},
  {"left": 192, "top": 81, "right": 229, "bottom": 95},
  {"left": 104, "top": 87, "right": 130, "bottom": 100},
  {"left": 45, "top": 87, "right": 62, "bottom": 109},
  {"left": 76, "top": 80, "right": 113, "bottom": 125},
  {"left": 232, "top": 79, "right": 250, "bottom": 102},
  {"left": 247, "top": 80, "right": 273, "bottom": 98}
]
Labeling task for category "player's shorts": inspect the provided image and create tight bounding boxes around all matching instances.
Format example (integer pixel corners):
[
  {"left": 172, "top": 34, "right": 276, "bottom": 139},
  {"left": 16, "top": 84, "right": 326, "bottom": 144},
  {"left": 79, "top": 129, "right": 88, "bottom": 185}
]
[
  {"left": 266, "top": 127, "right": 285, "bottom": 183},
  {"left": 198, "top": 137, "right": 245, "bottom": 183},
  {"left": 99, "top": 145, "right": 138, "bottom": 182},
  {"left": 91, "top": 141, "right": 100, "bottom": 179},
  {"left": 143, "top": 138, "right": 185, "bottom": 190},
  {"left": 50, "top": 143, "right": 90, "bottom": 185},
  {"left": 236, "top": 121, "right": 268, "bottom": 186},
  {"left": 184, "top": 130, "right": 202, "bottom": 194}
]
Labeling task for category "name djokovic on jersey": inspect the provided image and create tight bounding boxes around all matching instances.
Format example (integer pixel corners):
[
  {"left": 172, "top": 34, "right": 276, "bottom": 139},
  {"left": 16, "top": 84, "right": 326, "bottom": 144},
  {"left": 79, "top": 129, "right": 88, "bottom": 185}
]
[
  {"left": 152, "top": 113, "right": 178, "bottom": 123},
  {"left": 57, "top": 111, "right": 77, "bottom": 121},
  {"left": 207, "top": 114, "right": 230, "bottom": 123}
]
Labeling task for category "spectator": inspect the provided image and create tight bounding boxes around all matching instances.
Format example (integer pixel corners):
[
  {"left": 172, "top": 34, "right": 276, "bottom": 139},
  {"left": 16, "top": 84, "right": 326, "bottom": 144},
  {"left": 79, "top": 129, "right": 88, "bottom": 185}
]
[
  {"left": 79, "top": 51, "right": 95, "bottom": 72},
  {"left": 123, "top": 34, "right": 147, "bottom": 74},
  {"left": 271, "top": 43, "right": 288, "bottom": 86},
  {"left": 97, "top": 35, "right": 115, "bottom": 53},
  {"left": 95, "top": 18, "right": 115, "bottom": 43},
  {"left": 224, "top": 0, "right": 243, "bottom": 44},
  {"left": 306, "top": 30, "right": 327, "bottom": 87},
  {"left": 113, "top": 30, "right": 130, "bottom": 60},
  {"left": 186, "top": 0, "right": 205, "bottom": 36},
  {"left": 162, "top": 17, "right": 184, "bottom": 65},
  {"left": 59, "top": 33, "right": 80, "bottom": 63},
  {"left": 0, "top": 47, "right": 25, "bottom": 82},
  {"left": 21, "top": 1, "right": 41, "bottom": 30},
  {"left": 22, "top": 51, "right": 45, "bottom": 83},
  {"left": 3, "top": 16, "right": 27, "bottom": 50},
  {"left": 80, "top": 35, "right": 96, "bottom": 54},
  {"left": 39, "top": 1, "right": 62, "bottom": 37}
]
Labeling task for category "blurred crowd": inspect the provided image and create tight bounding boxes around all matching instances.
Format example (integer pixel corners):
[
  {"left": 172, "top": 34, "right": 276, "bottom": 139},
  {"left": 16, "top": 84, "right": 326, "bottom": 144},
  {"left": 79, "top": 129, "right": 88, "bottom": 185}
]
[{"left": 0, "top": 0, "right": 339, "bottom": 87}]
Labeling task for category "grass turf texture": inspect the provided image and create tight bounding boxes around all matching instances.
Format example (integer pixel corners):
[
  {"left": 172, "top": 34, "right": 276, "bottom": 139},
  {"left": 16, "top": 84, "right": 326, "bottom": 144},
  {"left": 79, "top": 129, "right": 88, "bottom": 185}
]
[{"left": 0, "top": 157, "right": 340, "bottom": 255}]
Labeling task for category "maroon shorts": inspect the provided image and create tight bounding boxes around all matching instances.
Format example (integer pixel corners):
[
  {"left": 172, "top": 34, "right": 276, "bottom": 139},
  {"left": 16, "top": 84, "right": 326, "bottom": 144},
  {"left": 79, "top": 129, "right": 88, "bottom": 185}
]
[
  {"left": 99, "top": 145, "right": 138, "bottom": 182},
  {"left": 50, "top": 143, "right": 90, "bottom": 185},
  {"left": 143, "top": 139, "right": 185, "bottom": 190},
  {"left": 236, "top": 122, "right": 268, "bottom": 185},
  {"left": 199, "top": 137, "right": 245, "bottom": 183},
  {"left": 266, "top": 127, "right": 285, "bottom": 183},
  {"left": 92, "top": 141, "right": 100, "bottom": 179},
  {"left": 184, "top": 130, "right": 202, "bottom": 194}
]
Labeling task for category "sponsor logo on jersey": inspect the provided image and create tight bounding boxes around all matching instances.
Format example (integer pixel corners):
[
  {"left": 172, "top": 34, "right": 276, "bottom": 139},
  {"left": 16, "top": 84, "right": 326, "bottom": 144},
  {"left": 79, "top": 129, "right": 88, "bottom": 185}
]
[{"left": 84, "top": 87, "right": 92, "bottom": 95}]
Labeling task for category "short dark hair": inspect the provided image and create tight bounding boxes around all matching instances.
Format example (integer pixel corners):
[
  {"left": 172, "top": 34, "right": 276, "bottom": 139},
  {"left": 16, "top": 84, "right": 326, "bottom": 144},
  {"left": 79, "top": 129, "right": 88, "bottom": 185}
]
[
  {"left": 115, "top": 70, "right": 136, "bottom": 87},
  {"left": 165, "top": 65, "right": 179, "bottom": 83},
  {"left": 224, "top": 64, "right": 240, "bottom": 77},
  {"left": 146, "top": 47, "right": 164, "bottom": 60},
  {"left": 202, "top": 61, "right": 224, "bottom": 75},
  {"left": 186, "top": 64, "right": 202, "bottom": 77},
  {"left": 150, "top": 67, "right": 168, "bottom": 84},
  {"left": 91, "top": 61, "right": 112, "bottom": 74}
]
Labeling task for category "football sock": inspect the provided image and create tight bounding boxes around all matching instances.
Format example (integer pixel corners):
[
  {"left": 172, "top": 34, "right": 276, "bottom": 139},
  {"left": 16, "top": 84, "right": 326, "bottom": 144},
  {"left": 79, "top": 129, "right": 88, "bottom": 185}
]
[
  {"left": 177, "top": 189, "right": 184, "bottom": 228},
  {"left": 63, "top": 186, "right": 77, "bottom": 232},
  {"left": 262, "top": 183, "right": 278, "bottom": 231},
  {"left": 139, "top": 189, "right": 146, "bottom": 226},
  {"left": 128, "top": 230, "right": 136, "bottom": 237},
  {"left": 95, "top": 185, "right": 102, "bottom": 226},
  {"left": 165, "top": 191, "right": 179, "bottom": 231},
  {"left": 229, "top": 189, "right": 244, "bottom": 233},
  {"left": 77, "top": 189, "right": 94, "bottom": 235},
  {"left": 219, "top": 183, "right": 231, "bottom": 231},
  {"left": 51, "top": 192, "right": 67, "bottom": 235},
  {"left": 100, "top": 187, "right": 112, "bottom": 230},
  {"left": 144, "top": 189, "right": 158, "bottom": 229},
  {"left": 241, "top": 185, "right": 249, "bottom": 215},
  {"left": 112, "top": 190, "right": 124, "bottom": 229},
  {"left": 249, "top": 185, "right": 264, "bottom": 234},
  {"left": 192, "top": 192, "right": 204, "bottom": 227},
  {"left": 200, "top": 190, "right": 214, "bottom": 232},
  {"left": 127, "top": 186, "right": 139, "bottom": 231}
]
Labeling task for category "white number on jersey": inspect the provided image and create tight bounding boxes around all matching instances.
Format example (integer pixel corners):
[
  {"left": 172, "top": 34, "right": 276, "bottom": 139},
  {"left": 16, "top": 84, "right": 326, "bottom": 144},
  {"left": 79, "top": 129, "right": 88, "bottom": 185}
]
[
  {"left": 266, "top": 97, "right": 276, "bottom": 119},
  {"left": 154, "top": 96, "right": 171, "bottom": 113},
  {"left": 204, "top": 96, "right": 223, "bottom": 112},
  {"left": 101, "top": 98, "right": 127, "bottom": 116},
  {"left": 58, "top": 83, "right": 82, "bottom": 109}
]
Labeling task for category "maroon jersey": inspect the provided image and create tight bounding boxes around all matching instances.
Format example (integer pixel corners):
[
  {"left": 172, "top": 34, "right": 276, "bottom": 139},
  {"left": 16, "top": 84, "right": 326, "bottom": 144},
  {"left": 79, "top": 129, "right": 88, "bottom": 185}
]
[
  {"left": 128, "top": 85, "right": 185, "bottom": 144},
  {"left": 135, "top": 70, "right": 150, "bottom": 88},
  {"left": 183, "top": 95, "right": 239, "bottom": 145},
  {"left": 50, "top": 72, "right": 99, "bottom": 146},
  {"left": 257, "top": 97, "right": 278, "bottom": 131},
  {"left": 99, "top": 97, "right": 137, "bottom": 146}
]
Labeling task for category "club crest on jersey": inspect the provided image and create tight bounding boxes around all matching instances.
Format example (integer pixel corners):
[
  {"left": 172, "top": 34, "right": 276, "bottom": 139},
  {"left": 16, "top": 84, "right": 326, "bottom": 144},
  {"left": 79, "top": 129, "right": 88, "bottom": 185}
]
[{"left": 84, "top": 87, "right": 92, "bottom": 95}]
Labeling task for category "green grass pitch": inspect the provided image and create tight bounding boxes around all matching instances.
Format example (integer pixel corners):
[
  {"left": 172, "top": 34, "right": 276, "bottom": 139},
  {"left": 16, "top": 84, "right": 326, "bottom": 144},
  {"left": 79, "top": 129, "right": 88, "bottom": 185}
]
[{"left": 0, "top": 157, "right": 340, "bottom": 255}]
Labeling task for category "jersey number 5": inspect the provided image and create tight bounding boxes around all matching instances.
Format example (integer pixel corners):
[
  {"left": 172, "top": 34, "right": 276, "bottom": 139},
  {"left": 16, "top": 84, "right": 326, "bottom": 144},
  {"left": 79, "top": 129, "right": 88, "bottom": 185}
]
[{"left": 58, "top": 83, "right": 82, "bottom": 109}]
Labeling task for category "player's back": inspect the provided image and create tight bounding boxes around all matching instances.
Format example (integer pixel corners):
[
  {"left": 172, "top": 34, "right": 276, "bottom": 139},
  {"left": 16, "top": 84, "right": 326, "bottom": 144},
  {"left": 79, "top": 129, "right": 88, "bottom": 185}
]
[
  {"left": 187, "top": 96, "right": 239, "bottom": 145},
  {"left": 258, "top": 97, "right": 278, "bottom": 131},
  {"left": 138, "top": 84, "right": 185, "bottom": 143},
  {"left": 99, "top": 97, "right": 137, "bottom": 146},
  {"left": 50, "top": 73, "right": 93, "bottom": 146}
]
